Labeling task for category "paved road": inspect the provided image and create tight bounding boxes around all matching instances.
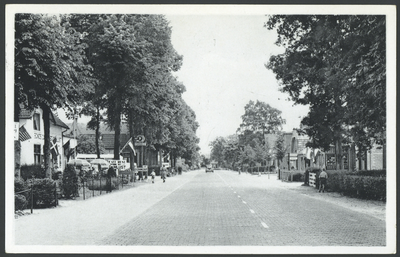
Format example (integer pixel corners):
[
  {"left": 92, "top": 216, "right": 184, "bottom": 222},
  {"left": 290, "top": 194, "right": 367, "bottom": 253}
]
[{"left": 100, "top": 170, "right": 385, "bottom": 246}]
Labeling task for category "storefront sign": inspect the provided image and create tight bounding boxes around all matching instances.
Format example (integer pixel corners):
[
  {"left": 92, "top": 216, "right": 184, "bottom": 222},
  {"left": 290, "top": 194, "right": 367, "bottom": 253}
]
[{"left": 34, "top": 132, "right": 44, "bottom": 140}]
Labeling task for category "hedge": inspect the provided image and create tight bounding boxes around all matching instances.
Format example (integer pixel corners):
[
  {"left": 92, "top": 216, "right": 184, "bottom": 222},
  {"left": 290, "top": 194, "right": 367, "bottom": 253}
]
[
  {"left": 310, "top": 169, "right": 386, "bottom": 201},
  {"left": 26, "top": 178, "right": 57, "bottom": 208},
  {"left": 62, "top": 165, "right": 79, "bottom": 199},
  {"left": 15, "top": 178, "right": 29, "bottom": 211},
  {"left": 20, "top": 164, "right": 46, "bottom": 180},
  {"left": 15, "top": 194, "right": 28, "bottom": 211}
]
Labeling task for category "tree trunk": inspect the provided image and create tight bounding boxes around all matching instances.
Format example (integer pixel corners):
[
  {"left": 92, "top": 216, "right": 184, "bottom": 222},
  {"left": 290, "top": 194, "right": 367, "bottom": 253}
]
[
  {"left": 41, "top": 104, "right": 51, "bottom": 178},
  {"left": 128, "top": 109, "right": 135, "bottom": 170},
  {"left": 113, "top": 102, "right": 121, "bottom": 160},
  {"left": 95, "top": 106, "right": 100, "bottom": 158},
  {"left": 335, "top": 138, "right": 343, "bottom": 170}
]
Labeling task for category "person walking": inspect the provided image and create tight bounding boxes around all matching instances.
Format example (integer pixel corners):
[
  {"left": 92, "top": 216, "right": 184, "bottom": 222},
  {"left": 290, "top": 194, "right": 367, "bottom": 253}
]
[
  {"left": 319, "top": 168, "right": 328, "bottom": 193},
  {"left": 161, "top": 165, "right": 166, "bottom": 183},
  {"left": 150, "top": 169, "right": 156, "bottom": 184}
]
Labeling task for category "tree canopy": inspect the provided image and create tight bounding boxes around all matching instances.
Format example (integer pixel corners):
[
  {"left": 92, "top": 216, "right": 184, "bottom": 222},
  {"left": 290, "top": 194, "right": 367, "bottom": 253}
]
[
  {"left": 266, "top": 15, "right": 386, "bottom": 154},
  {"left": 15, "top": 13, "right": 201, "bottom": 172},
  {"left": 15, "top": 13, "right": 94, "bottom": 176}
]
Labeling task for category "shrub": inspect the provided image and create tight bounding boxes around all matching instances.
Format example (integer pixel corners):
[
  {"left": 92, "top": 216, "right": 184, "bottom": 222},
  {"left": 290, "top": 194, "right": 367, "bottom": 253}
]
[
  {"left": 15, "top": 194, "right": 28, "bottom": 211},
  {"left": 15, "top": 178, "right": 28, "bottom": 194},
  {"left": 15, "top": 178, "right": 29, "bottom": 211},
  {"left": 62, "top": 165, "right": 79, "bottom": 199},
  {"left": 52, "top": 171, "right": 63, "bottom": 180},
  {"left": 26, "top": 178, "right": 56, "bottom": 208},
  {"left": 352, "top": 169, "right": 386, "bottom": 177},
  {"left": 341, "top": 175, "right": 386, "bottom": 201},
  {"left": 291, "top": 172, "right": 304, "bottom": 182},
  {"left": 20, "top": 164, "right": 46, "bottom": 180}
]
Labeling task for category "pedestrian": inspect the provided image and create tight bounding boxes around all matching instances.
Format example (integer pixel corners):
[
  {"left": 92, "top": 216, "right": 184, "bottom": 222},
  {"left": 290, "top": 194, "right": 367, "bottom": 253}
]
[
  {"left": 151, "top": 169, "right": 156, "bottom": 183},
  {"left": 107, "top": 166, "right": 116, "bottom": 193},
  {"left": 319, "top": 168, "right": 328, "bottom": 193},
  {"left": 161, "top": 165, "right": 166, "bottom": 183}
]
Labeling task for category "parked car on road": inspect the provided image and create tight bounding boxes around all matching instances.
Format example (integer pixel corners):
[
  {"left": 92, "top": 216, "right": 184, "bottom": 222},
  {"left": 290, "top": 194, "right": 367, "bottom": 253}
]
[
  {"left": 67, "top": 159, "right": 92, "bottom": 173},
  {"left": 89, "top": 159, "right": 110, "bottom": 172},
  {"left": 205, "top": 164, "right": 214, "bottom": 173}
]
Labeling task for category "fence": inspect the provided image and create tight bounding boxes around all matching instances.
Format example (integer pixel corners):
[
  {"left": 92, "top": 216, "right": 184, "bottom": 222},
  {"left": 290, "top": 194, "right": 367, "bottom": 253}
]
[
  {"left": 15, "top": 179, "right": 58, "bottom": 214},
  {"left": 76, "top": 173, "right": 134, "bottom": 201},
  {"left": 245, "top": 166, "right": 276, "bottom": 174}
]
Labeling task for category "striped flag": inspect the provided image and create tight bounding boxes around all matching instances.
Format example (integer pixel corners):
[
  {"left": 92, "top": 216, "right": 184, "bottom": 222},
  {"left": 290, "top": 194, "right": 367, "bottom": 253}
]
[
  {"left": 120, "top": 137, "right": 136, "bottom": 155},
  {"left": 19, "top": 125, "right": 31, "bottom": 141}
]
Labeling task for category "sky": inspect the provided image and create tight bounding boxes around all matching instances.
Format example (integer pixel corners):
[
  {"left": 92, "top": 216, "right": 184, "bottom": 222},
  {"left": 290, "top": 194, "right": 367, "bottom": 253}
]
[{"left": 166, "top": 15, "right": 309, "bottom": 155}]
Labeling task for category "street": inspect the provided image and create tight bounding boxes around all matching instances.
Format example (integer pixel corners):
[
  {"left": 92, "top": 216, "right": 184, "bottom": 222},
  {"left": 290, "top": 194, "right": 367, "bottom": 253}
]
[
  {"left": 101, "top": 170, "right": 385, "bottom": 246},
  {"left": 14, "top": 169, "right": 385, "bottom": 249}
]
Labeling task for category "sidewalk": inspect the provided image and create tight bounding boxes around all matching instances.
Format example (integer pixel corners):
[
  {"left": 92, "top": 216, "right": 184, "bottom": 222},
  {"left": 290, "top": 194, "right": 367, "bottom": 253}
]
[
  {"left": 13, "top": 170, "right": 199, "bottom": 246},
  {"left": 12, "top": 169, "right": 386, "bottom": 247}
]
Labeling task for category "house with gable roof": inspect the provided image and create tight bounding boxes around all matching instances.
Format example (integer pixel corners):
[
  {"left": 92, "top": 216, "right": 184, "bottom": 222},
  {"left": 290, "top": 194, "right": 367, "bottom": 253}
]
[{"left": 16, "top": 108, "right": 71, "bottom": 177}]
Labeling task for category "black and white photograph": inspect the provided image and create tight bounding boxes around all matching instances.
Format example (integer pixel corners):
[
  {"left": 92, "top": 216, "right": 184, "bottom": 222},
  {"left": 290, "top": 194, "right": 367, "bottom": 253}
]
[{"left": 5, "top": 4, "right": 396, "bottom": 254}]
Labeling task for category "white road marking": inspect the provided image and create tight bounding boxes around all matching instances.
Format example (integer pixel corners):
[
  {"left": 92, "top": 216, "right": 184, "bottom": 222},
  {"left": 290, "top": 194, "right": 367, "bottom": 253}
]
[
  {"left": 250, "top": 209, "right": 255, "bottom": 214},
  {"left": 242, "top": 201, "right": 247, "bottom": 204},
  {"left": 261, "top": 222, "right": 269, "bottom": 228},
  {"left": 237, "top": 195, "right": 241, "bottom": 198},
  {"left": 234, "top": 191, "right": 236, "bottom": 194}
]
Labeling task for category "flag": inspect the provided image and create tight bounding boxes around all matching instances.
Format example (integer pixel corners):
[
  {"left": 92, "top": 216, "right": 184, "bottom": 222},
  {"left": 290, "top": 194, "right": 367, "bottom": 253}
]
[
  {"left": 63, "top": 140, "right": 75, "bottom": 160},
  {"left": 19, "top": 125, "right": 31, "bottom": 141},
  {"left": 120, "top": 137, "right": 136, "bottom": 155},
  {"left": 128, "top": 140, "right": 136, "bottom": 155},
  {"left": 51, "top": 137, "right": 59, "bottom": 159}
]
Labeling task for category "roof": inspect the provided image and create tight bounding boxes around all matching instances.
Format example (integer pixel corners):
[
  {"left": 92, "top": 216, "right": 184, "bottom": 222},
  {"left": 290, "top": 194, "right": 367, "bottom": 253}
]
[
  {"left": 65, "top": 122, "right": 129, "bottom": 136},
  {"left": 18, "top": 108, "right": 69, "bottom": 129},
  {"left": 50, "top": 113, "right": 69, "bottom": 129}
]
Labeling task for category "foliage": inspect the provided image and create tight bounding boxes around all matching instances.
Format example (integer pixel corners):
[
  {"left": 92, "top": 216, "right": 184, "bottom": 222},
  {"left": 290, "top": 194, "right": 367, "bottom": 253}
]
[
  {"left": 209, "top": 137, "right": 227, "bottom": 166},
  {"left": 274, "top": 133, "right": 287, "bottom": 163},
  {"left": 20, "top": 164, "right": 46, "bottom": 180},
  {"left": 26, "top": 178, "right": 56, "bottom": 208},
  {"left": 76, "top": 134, "right": 106, "bottom": 154},
  {"left": 352, "top": 169, "right": 386, "bottom": 177},
  {"left": 15, "top": 14, "right": 94, "bottom": 177},
  {"left": 15, "top": 194, "right": 28, "bottom": 211},
  {"left": 266, "top": 15, "right": 386, "bottom": 154},
  {"left": 239, "top": 145, "right": 256, "bottom": 166},
  {"left": 237, "top": 100, "right": 285, "bottom": 135},
  {"left": 15, "top": 178, "right": 29, "bottom": 211},
  {"left": 62, "top": 165, "right": 79, "bottom": 199},
  {"left": 67, "top": 14, "right": 197, "bottom": 162},
  {"left": 310, "top": 169, "right": 386, "bottom": 201}
]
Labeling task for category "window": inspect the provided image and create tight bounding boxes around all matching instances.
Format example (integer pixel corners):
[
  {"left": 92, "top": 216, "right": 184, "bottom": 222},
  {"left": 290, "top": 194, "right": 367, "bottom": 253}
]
[
  {"left": 33, "top": 113, "right": 40, "bottom": 131},
  {"left": 34, "top": 144, "right": 41, "bottom": 164}
]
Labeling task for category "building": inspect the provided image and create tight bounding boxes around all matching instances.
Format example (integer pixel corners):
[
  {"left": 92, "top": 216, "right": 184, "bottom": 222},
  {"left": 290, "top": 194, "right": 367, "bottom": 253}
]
[
  {"left": 16, "top": 108, "right": 71, "bottom": 176},
  {"left": 71, "top": 121, "right": 164, "bottom": 172},
  {"left": 266, "top": 129, "right": 385, "bottom": 173}
]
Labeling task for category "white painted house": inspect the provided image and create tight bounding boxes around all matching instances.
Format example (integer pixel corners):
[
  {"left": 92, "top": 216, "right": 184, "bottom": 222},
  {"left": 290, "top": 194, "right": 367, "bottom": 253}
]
[{"left": 18, "top": 108, "right": 71, "bottom": 172}]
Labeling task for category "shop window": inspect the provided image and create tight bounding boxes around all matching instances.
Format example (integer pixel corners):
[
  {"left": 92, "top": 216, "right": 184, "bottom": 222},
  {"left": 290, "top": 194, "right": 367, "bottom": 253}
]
[
  {"left": 34, "top": 144, "right": 41, "bottom": 164},
  {"left": 33, "top": 113, "right": 40, "bottom": 131}
]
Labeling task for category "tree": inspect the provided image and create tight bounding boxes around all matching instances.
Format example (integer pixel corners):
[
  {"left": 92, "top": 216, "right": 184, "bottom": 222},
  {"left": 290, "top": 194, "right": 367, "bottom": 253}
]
[
  {"left": 15, "top": 14, "right": 93, "bottom": 177},
  {"left": 223, "top": 135, "right": 241, "bottom": 169},
  {"left": 76, "top": 134, "right": 106, "bottom": 154},
  {"left": 266, "top": 15, "right": 386, "bottom": 168},
  {"left": 209, "top": 137, "right": 226, "bottom": 167},
  {"left": 239, "top": 145, "right": 256, "bottom": 169},
  {"left": 237, "top": 100, "right": 285, "bottom": 137}
]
